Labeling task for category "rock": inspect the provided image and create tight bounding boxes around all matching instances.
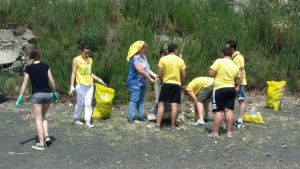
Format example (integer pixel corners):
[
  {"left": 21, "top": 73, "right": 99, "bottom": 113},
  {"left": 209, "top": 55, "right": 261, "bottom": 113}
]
[
  {"left": 0, "top": 30, "right": 15, "bottom": 42},
  {"left": 0, "top": 28, "right": 35, "bottom": 71},
  {"left": 21, "top": 29, "right": 35, "bottom": 41},
  {"left": 0, "top": 50, "right": 20, "bottom": 64},
  {"left": 0, "top": 93, "right": 8, "bottom": 103}
]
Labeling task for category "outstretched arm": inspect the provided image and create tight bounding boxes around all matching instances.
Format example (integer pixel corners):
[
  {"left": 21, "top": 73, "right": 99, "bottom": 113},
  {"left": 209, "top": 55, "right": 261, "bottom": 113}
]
[
  {"left": 234, "top": 77, "right": 241, "bottom": 88},
  {"left": 157, "top": 67, "right": 163, "bottom": 84},
  {"left": 135, "top": 61, "right": 155, "bottom": 83},
  {"left": 181, "top": 68, "right": 186, "bottom": 85},
  {"left": 187, "top": 90, "right": 198, "bottom": 104},
  {"left": 70, "top": 58, "right": 77, "bottom": 87},
  {"left": 149, "top": 69, "right": 158, "bottom": 79},
  {"left": 208, "top": 68, "right": 216, "bottom": 78},
  {"left": 239, "top": 67, "right": 244, "bottom": 83},
  {"left": 19, "top": 73, "right": 29, "bottom": 96},
  {"left": 92, "top": 73, "right": 107, "bottom": 86},
  {"left": 48, "top": 69, "right": 56, "bottom": 92}
]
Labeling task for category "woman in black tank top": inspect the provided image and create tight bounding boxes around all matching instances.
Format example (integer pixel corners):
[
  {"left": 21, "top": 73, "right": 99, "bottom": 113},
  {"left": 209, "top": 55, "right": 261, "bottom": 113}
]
[{"left": 16, "top": 49, "right": 58, "bottom": 150}]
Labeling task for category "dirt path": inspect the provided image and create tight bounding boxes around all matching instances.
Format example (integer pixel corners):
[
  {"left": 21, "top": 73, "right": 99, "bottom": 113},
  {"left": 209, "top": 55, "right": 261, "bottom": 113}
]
[{"left": 0, "top": 94, "right": 300, "bottom": 169}]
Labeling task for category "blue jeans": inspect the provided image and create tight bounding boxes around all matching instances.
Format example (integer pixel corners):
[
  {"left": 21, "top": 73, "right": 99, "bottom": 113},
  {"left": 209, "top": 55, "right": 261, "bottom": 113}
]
[
  {"left": 236, "top": 85, "right": 246, "bottom": 101},
  {"left": 128, "top": 85, "right": 146, "bottom": 120}
]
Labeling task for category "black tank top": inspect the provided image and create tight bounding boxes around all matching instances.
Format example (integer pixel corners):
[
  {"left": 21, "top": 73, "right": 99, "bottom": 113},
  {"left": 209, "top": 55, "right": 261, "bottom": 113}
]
[{"left": 25, "top": 62, "right": 52, "bottom": 94}]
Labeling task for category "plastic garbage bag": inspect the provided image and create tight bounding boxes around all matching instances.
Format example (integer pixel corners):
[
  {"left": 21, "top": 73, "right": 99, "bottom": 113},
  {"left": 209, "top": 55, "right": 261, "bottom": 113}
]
[
  {"left": 243, "top": 107, "right": 264, "bottom": 124},
  {"left": 92, "top": 83, "right": 115, "bottom": 119},
  {"left": 266, "top": 81, "right": 286, "bottom": 111}
]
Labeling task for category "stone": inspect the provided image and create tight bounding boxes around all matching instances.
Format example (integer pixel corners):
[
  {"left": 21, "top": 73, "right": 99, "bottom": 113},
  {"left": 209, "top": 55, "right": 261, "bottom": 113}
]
[{"left": 0, "top": 29, "right": 35, "bottom": 71}]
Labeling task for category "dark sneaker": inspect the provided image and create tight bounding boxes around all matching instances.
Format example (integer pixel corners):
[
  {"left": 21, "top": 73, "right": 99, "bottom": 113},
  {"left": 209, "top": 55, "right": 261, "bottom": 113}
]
[
  {"left": 204, "top": 117, "right": 212, "bottom": 123},
  {"left": 137, "top": 117, "right": 148, "bottom": 123},
  {"left": 128, "top": 119, "right": 135, "bottom": 124},
  {"left": 147, "top": 124, "right": 160, "bottom": 131},
  {"left": 234, "top": 120, "right": 244, "bottom": 129},
  {"left": 44, "top": 136, "right": 51, "bottom": 147},
  {"left": 32, "top": 143, "right": 45, "bottom": 150}
]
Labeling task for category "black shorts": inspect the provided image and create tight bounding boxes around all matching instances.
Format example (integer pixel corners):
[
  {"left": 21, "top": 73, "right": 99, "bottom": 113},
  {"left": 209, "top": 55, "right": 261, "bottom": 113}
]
[
  {"left": 159, "top": 83, "right": 181, "bottom": 104},
  {"left": 212, "top": 87, "right": 236, "bottom": 112}
]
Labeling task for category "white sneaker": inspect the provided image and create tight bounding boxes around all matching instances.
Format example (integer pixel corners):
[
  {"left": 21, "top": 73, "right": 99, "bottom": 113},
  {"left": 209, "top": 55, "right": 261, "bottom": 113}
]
[
  {"left": 74, "top": 120, "right": 84, "bottom": 126},
  {"left": 32, "top": 143, "right": 45, "bottom": 150},
  {"left": 207, "top": 132, "right": 220, "bottom": 138},
  {"left": 226, "top": 132, "right": 233, "bottom": 138},
  {"left": 147, "top": 113, "right": 156, "bottom": 121},
  {"left": 85, "top": 123, "right": 95, "bottom": 128},
  {"left": 169, "top": 126, "right": 182, "bottom": 132},
  {"left": 192, "top": 120, "right": 206, "bottom": 126}
]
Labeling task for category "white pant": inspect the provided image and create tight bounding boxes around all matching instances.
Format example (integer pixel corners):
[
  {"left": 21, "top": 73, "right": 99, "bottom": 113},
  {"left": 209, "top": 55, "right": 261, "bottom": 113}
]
[{"left": 73, "top": 85, "right": 94, "bottom": 123}]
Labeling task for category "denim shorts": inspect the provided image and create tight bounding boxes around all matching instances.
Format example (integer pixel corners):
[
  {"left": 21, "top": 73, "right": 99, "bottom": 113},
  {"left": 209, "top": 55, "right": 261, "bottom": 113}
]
[
  {"left": 236, "top": 85, "right": 246, "bottom": 101},
  {"left": 31, "top": 92, "right": 53, "bottom": 104}
]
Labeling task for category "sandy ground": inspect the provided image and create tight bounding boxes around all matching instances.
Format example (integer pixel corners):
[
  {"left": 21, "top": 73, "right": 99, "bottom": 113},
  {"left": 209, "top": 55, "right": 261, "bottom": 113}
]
[{"left": 0, "top": 93, "right": 300, "bottom": 169}]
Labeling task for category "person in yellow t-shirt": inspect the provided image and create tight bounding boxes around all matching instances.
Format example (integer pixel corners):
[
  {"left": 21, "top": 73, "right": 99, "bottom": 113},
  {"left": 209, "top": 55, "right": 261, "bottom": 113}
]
[
  {"left": 148, "top": 48, "right": 171, "bottom": 121},
  {"left": 183, "top": 77, "right": 214, "bottom": 126},
  {"left": 207, "top": 47, "right": 240, "bottom": 138},
  {"left": 69, "top": 44, "right": 106, "bottom": 128},
  {"left": 147, "top": 43, "right": 186, "bottom": 131},
  {"left": 226, "top": 40, "right": 247, "bottom": 128}
]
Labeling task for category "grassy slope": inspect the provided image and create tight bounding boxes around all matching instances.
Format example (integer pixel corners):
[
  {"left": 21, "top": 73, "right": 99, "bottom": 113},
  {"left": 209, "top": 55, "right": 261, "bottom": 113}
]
[{"left": 0, "top": 0, "right": 299, "bottom": 101}]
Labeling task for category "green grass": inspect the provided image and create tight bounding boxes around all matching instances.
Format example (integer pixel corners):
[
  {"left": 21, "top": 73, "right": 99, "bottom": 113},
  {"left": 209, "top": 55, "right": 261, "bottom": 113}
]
[
  {"left": 0, "top": 0, "right": 299, "bottom": 101},
  {"left": 0, "top": 71, "right": 23, "bottom": 96}
]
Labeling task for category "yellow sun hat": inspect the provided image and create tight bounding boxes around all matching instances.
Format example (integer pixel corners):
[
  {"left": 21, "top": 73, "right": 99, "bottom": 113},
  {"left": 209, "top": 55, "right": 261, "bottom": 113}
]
[{"left": 126, "top": 40, "right": 145, "bottom": 62}]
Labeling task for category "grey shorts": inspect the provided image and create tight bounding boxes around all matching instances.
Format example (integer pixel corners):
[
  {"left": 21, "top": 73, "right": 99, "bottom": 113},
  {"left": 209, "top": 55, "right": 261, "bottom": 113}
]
[
  {"left": 31, "top": 92, "right": 53, "bottom": 104},
  {"left": 198, "top": 85, "right": 213, "bottom": 102}
]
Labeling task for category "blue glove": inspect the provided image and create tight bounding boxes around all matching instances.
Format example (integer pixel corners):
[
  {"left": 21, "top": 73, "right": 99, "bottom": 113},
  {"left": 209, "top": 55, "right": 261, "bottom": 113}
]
[
  {"left": 16, "top": 95, "right": 23, "bottom": 108},
  {"left": 53, "top": 92, "right": 59, "bottom": 103}
]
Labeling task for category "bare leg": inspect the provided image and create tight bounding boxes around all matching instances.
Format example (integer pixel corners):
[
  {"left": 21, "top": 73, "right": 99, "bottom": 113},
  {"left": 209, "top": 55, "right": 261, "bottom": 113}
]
[
  {"left": 194, "top": 103, "right": 199, "bottom": 121},
  {"left": 171, "top": 103, "right": 178, "bottom": 128},
  {"left": 239, "top": 100, "right": 246, "bottom": 119},
  {"left": 33, "top": 103, "right": 44, "bottom": 145},
  {"left": 196, "top": 102, "right": 204, "bottom": 121},
  {"left": 156, "top": 102, "right": 164, "bottom": 127},
  {"left": 212, "top": 111, "right": 223, "bottom": 133},
  {"left": 224, "top": 108, "right": 234, "bottom": 132},
  {"left": 42, "top": 104, "right": 50, "bottom": 138},
  {"left": 203, "top": 100, "right": 209, "bottom": 119}
]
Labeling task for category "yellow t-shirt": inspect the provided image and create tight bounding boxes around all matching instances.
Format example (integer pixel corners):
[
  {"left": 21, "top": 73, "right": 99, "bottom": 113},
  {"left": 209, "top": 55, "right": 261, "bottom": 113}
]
[
  {"left": 232, "top": 51, "right": 247, "bottom": 85},
  {"left": 158, "top": 54, "right": 186, "bottom": 85},
  {"left": 210, "top": 58, "right": 239, "bottom": 90},
  {"left": 75, "top": 55, "right": 93, "bottom": 86},
  {"left": 186, "top": 77, "right": 214, "bottom": 94}
]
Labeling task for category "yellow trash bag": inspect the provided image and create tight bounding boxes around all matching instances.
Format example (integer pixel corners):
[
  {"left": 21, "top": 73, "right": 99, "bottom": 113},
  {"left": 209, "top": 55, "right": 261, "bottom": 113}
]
[
  {"left": 92, "top": 83, "right": 115, "bottom": 120},
  {"left": 266, "top": 81, "right": 286, "bottom": 111},
  {"left": 243, "top": 112, "right": 264, "bottom": 124}
]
